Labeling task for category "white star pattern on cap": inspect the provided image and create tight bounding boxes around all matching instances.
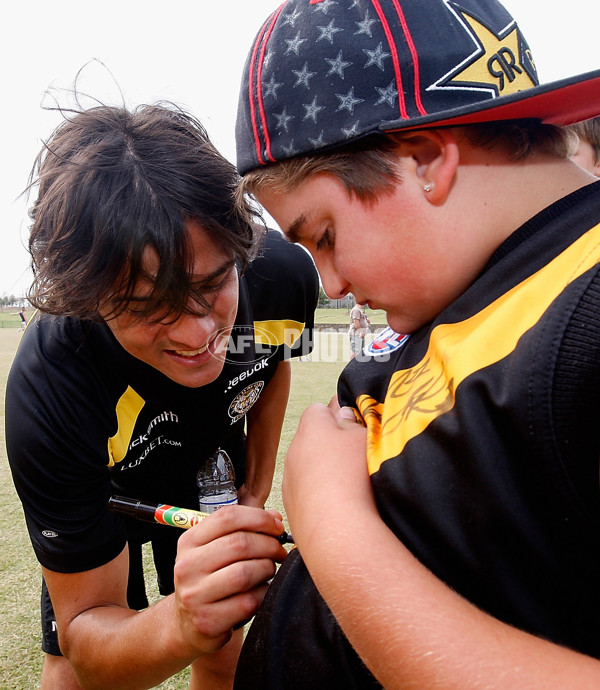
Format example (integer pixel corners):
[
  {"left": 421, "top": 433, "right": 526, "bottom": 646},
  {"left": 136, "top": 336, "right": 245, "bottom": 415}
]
[
  {"left": 303, "top": 96, "right": 326, "bottom": 122},
  {"left": 293, "top": 63, "right": 317, "bottom": 89},
  {"left": 375, "top": 81, "right": 399, "bottom": 106},
  {"left": 364, "top": 43, "right": 391, "bottom": 71},
  {"left": 336, "top": 87, "right": 364, "bottom": 114},
  {"left": 285, "top": 33, "right": 307, "bottom": 56},
  {"left": 317, "top": 19, "right": 343, "bottom": 43},
  {"left": 274, "top": 107, "right": 294, "bottom": 132},
  {"left": 325, "top": 51, "right": 353, "bottom": 79},
  {"left": 264, "top": 73, "right": 283, "bottom": 100}
]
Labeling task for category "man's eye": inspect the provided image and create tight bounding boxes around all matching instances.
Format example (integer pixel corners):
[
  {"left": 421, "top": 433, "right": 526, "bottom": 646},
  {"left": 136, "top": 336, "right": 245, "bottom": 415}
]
[
  {"left": 202, "top": 268, "right": 236, "bottom": 293},
  {"left": 204, "top": 279, "right": 226, "bottom": 292},
  {"left": 117, "top": 299, "right": 150, "bottom": 315}
]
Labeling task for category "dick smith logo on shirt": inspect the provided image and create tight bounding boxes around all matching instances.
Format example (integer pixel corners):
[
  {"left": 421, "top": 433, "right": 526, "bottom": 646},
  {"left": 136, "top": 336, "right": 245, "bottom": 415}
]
[
  {"left": 119, "top": 409, "right": 183, "bottom": 471},
  {"left": 129, "top": 410, "right": 179, "bottom": 448}
]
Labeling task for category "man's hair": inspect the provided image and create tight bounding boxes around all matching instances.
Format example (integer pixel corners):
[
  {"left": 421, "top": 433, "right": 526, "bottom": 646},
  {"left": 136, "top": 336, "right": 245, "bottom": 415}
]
[
  {"left": 28, "top": 102, "right": 260, "bottom": 321},
  {"left": 568, "top": 117, "right": 600, "bottom": 164},
  {"left": 238, "top": 120, "right": 571, "bottom": 202}
]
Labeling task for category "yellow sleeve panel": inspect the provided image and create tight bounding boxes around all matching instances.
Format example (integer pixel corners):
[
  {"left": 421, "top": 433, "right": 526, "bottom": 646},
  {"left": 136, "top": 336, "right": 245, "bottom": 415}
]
[
  {"left": 253, "top": 319, "right": 305, "bottom": 347},
  {"left": 107, "top": 386, "right": 145, "bottom": 467}
]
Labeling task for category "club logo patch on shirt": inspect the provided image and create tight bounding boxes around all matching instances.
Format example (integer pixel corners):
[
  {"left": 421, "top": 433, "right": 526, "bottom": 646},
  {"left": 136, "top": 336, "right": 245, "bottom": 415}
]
[
  {"left": 365, "top": 327, "right": 410, "bottom": 357},
  {"left": 228, "top": 381, "right": 265, "bottom": 423}
]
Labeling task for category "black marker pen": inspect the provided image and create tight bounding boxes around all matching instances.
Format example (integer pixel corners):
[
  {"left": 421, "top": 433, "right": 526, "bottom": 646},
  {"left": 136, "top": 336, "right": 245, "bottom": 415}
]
[{"left": 108, "top": 496, "right": 294, "bottom": 544}]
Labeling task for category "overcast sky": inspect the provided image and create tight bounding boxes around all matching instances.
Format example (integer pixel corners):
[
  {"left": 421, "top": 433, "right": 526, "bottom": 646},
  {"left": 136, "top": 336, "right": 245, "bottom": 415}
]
[{"left": 1, "top": 0, "right": 596, "bottom": 297}]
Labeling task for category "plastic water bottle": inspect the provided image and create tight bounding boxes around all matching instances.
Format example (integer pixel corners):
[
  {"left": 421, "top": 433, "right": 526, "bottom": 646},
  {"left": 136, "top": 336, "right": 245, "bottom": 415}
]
[{"left": 197, "top": 448, "right": 238, "bottom": 513}]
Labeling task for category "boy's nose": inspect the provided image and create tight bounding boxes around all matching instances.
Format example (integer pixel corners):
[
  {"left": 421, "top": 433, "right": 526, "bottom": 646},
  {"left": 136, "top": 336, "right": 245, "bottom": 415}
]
[{"left": 318, "top": 263, "right": 350, "bottom": 301}]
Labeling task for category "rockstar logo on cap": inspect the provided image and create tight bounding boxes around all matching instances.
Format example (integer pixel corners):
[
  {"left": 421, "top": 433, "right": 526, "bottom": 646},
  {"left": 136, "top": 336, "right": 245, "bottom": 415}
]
[{"left": 434, "top": 5, "right": 537, "bottom": 98}]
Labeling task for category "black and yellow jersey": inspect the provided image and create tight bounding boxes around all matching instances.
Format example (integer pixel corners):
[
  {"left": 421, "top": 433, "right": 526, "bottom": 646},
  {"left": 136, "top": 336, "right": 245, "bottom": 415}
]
[{"left": 235, "top": 183, "right": 600, "bottom": 689}]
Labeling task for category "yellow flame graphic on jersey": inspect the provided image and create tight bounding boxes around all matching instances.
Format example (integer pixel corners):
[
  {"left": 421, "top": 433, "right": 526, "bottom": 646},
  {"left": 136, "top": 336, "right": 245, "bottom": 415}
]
[{"left": 358, "top": 222, "right": 600, "bottom": 475}]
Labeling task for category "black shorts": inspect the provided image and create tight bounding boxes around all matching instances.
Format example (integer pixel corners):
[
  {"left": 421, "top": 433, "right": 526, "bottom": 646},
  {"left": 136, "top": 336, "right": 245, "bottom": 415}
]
[{"left": 41, "top": 529, "right": 180, "bottom": 655}]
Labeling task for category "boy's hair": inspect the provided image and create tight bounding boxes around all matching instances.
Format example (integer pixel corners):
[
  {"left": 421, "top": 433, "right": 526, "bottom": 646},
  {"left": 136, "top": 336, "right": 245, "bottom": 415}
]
[
  {"left": 238, "top": 120, "right": 571, "bottom": 202},
  {"left": 28, "top": 102, "right": 260, "bottom": 322},
  {"left": 569, "top": 118, "right": 600, "bottom": 165}
]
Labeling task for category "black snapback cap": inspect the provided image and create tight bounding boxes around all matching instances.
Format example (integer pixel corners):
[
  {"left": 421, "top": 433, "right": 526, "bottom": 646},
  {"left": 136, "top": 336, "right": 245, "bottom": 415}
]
[{"left": 236, "top": 0, "right": 600, "bottom": 175}]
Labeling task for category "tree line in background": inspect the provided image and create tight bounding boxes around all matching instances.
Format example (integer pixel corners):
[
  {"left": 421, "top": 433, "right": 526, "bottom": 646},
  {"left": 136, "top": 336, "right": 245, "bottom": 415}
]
[
  {"left": 0, "top": 295, "right": 28, "bottom": 308},
  {"left": 318, "top": 287, "right": 353, "bottom": 308}
]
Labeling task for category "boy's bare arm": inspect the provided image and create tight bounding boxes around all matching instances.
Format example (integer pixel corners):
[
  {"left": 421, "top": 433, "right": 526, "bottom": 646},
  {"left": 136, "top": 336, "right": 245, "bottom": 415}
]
[{"left": 283, "top": 403, "right": 600, "bottom": 690}]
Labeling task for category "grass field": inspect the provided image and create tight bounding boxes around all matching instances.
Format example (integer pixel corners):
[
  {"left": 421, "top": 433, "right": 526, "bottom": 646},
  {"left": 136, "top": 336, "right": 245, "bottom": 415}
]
[
  {"left": 313, "top": 306, "right": 387, "bottom": 325},
  {"left": 0, "top": 327, "right": 350, "bottom": 689},
  {"left": 0, "top": 312, "right": 29, "bottom": 329}
]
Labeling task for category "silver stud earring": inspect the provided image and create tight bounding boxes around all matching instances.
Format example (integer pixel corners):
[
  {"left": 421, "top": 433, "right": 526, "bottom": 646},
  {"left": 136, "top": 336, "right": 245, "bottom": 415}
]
[{"left": 424, "top": 182, "right": 433, "bottom": 193}]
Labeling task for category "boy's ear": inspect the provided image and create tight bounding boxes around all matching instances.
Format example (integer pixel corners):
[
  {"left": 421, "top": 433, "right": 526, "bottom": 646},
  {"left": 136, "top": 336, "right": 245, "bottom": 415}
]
[{"left": 393, "top": 129, "right": 460, "bottom": 204}]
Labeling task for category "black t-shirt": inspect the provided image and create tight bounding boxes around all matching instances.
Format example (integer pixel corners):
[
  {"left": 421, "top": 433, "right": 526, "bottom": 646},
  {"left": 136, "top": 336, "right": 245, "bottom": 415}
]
[
  {"left": 6, "top": 230, "right": 318, "bottom": 574},
  {"left": 235, "top": 184, "right": 600, "bottom": 688}
]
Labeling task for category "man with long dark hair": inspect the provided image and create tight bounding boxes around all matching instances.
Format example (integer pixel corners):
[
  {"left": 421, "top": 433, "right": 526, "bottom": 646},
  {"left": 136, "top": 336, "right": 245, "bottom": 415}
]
[{"left": 6, "top": 101, "right": 318, "bottom": 688}]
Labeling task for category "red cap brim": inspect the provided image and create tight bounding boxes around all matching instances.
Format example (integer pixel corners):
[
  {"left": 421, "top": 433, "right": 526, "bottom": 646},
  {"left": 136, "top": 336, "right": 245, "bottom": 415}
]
[{"left": 383, "top": 70, "right": 600, "bottom": 133}]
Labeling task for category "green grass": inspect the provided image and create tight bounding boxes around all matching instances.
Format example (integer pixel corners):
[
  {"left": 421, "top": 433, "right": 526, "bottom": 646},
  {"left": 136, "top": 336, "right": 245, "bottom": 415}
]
[
  {"left": 0, "top": 329, "right": 347, "bottom": 688},
  {"left": 0, "top": 312, "right": 28, "bottom": 329},
  {"left": 0, "top": 329, "right": 44, "bottom": 689}
]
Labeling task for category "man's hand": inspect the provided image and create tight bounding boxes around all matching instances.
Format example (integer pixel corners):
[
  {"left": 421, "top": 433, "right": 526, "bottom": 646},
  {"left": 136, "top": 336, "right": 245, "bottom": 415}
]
[
  {"left": 172, "top": 505, "right": 288, "bottom": 653},
  {"left": 43, "top": 505, "right": 287, "bottom": 689}
]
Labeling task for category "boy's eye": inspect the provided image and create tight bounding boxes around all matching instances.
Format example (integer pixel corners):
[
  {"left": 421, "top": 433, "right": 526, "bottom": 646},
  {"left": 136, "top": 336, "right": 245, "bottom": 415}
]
[{"left": 316, "top": 229, "right": 333, "bottom": 251}]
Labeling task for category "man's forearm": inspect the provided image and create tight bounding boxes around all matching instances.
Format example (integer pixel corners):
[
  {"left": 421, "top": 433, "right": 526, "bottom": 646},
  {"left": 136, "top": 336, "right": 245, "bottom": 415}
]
[{"left": 65, "top": 595, "right": 198, "bottom": 690}]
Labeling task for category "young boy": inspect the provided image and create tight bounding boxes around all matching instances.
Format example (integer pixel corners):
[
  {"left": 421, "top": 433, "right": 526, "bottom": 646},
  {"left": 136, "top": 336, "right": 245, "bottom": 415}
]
[
  {"left": 233, "top": 0, "right": 600, "bottom": 687},
  {"left": 570, "top": 117, "right": 600, "bottom": 175},
  {"left": 6, "top": 102, "right": 318, "bottom": 688}
]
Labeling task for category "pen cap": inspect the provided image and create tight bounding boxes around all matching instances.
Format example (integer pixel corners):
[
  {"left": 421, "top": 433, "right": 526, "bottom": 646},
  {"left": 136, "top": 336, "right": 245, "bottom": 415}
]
[{"left": 108, "top": 496, "right": 157, "bottom": 522}]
